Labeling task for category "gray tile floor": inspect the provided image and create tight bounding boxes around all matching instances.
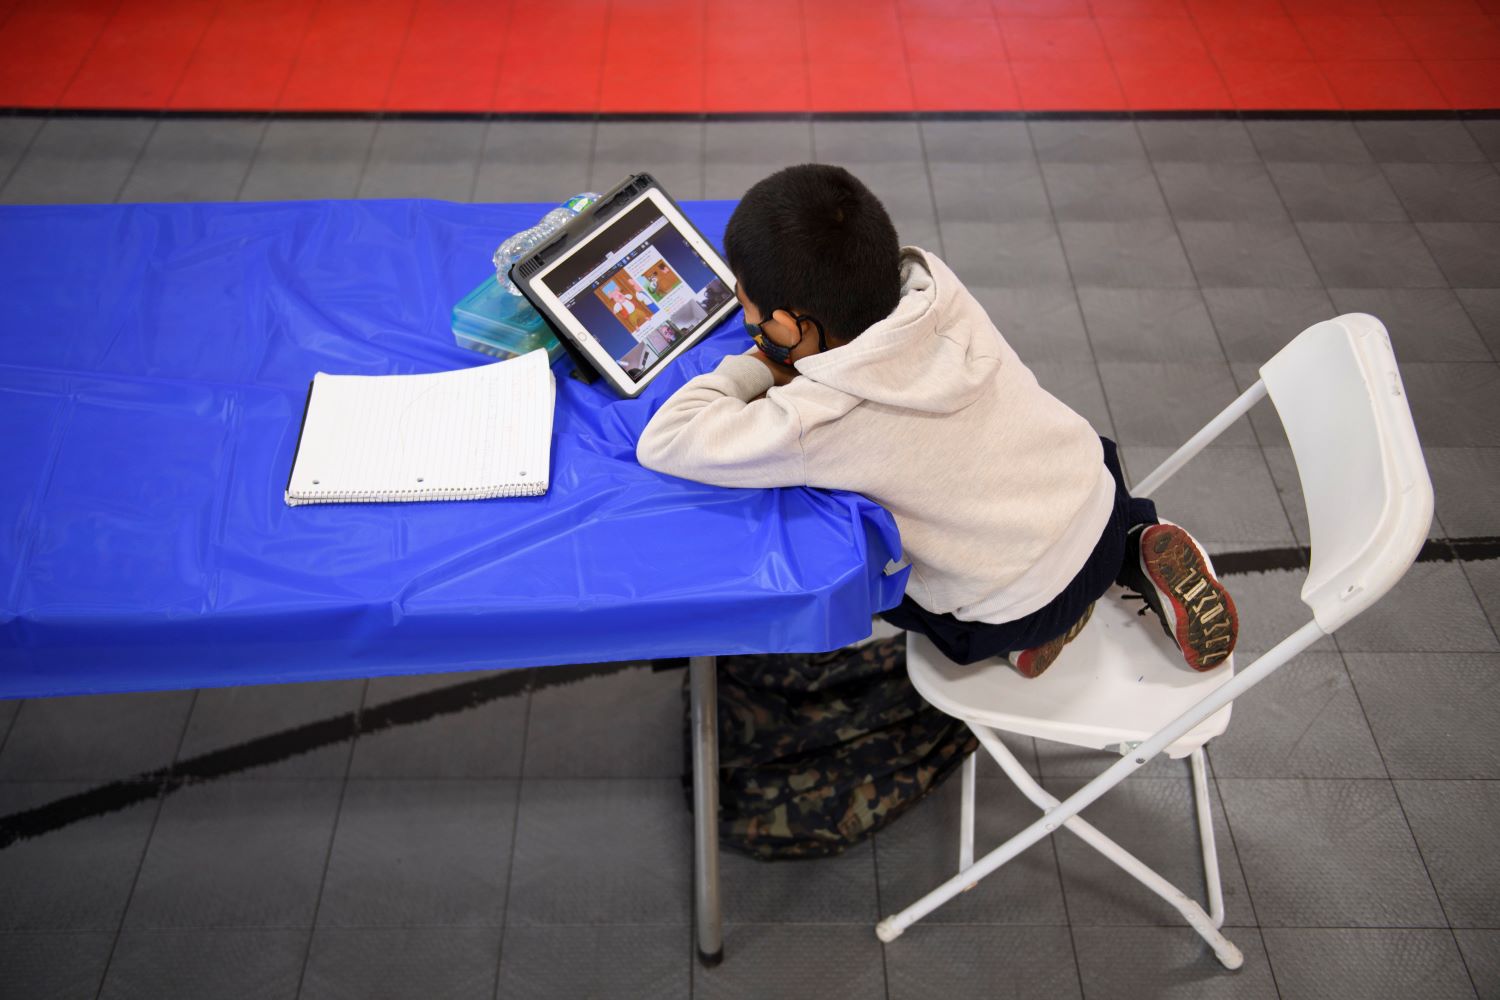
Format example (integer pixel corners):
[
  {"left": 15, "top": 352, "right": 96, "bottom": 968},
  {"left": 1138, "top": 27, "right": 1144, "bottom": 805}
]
[{"left": 1, "top": 114, "right": 1498, "bottom": 1000}]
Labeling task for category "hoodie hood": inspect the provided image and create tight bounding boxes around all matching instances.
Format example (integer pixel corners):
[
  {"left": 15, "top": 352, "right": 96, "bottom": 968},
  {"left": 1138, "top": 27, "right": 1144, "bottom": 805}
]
[{"left": 791, "top": 247, "right": 1003, "bottom": 414}]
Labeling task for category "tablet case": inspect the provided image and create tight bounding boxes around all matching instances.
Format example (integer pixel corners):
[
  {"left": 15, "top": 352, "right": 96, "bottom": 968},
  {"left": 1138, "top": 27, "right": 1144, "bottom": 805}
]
[{"left": 511, "top": 173, "right": 728, "bottom": 398}]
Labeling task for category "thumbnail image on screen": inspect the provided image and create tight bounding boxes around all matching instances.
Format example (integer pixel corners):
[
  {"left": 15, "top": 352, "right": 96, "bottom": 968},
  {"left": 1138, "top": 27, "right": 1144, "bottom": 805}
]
[{"left": 542, "top": 199, "right": 735, "bottom": 382}]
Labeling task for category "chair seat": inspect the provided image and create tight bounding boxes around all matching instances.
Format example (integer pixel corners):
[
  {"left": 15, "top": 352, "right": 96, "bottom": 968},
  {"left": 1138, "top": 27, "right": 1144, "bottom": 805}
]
[{"left": 905, "top": 585, "right": 1235, "bottom": 758}]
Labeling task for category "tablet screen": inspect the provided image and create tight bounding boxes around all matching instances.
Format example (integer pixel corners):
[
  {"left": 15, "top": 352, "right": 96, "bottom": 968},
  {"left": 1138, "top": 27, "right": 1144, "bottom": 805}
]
[{"left": 537, "top": 195, "right": 736, "bottom": 384}]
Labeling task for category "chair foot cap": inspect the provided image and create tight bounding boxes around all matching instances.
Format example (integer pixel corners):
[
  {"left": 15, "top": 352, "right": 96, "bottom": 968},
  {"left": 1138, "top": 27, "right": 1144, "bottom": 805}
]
[
  {"left": 1215, "top": 943, "right": 1244, "bottom": 970},
  {"left": 697, "top": 948, "right": 723, "bottom": 968},
  {"left": 876, "top": 919, "right": 902, "bottom": 943}
]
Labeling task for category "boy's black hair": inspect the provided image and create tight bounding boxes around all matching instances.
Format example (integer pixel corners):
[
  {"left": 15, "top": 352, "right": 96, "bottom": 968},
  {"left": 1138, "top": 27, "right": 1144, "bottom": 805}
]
[{"left": 724, "top": 164, "right": 901, "bottom": 344}]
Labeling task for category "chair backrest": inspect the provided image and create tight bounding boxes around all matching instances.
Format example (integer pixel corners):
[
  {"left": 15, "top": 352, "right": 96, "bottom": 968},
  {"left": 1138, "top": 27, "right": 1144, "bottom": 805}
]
[{"left": 1258, "top": 313, "right": 1433, "bottom": 634}]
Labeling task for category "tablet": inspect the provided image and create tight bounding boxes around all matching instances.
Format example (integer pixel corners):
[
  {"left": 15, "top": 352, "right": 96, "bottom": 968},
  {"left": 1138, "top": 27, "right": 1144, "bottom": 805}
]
[{"left": 513, "top": 174, "right": 739, "bottom": 399}]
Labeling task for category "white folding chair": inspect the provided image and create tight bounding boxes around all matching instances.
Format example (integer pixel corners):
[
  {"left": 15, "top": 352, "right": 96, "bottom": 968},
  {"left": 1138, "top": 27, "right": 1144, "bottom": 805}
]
[{"left": 875, "top": 313, "right": 1434, "bottom": 969}]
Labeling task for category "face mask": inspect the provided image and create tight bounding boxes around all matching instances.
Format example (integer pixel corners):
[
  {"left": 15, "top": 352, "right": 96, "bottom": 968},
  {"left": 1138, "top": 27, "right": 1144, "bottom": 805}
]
[{"left": 747, "top": 311, "right": 825, "bottom": 366}]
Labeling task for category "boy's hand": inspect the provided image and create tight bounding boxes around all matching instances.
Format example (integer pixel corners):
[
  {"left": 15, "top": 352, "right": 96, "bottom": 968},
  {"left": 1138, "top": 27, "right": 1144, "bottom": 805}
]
[{"left": 749, "top": 348, "right": 798, "bottom": 387}]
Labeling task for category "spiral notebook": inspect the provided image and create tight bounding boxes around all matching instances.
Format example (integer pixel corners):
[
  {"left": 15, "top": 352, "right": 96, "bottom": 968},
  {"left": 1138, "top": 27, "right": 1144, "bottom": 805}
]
[{"left": 284, "top": 348, "right": 555, "bottom": 506}]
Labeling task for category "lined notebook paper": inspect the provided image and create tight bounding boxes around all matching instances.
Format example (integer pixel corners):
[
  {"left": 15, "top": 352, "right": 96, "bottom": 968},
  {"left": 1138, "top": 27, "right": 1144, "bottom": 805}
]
[{"left": 284, "top": 349, "right": 555, "bottom": 506}]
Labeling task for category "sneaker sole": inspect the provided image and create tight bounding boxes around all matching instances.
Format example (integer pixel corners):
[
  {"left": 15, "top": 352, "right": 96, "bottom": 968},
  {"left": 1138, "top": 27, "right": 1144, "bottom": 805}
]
[
  {"left": 1140, "top": 525, "right": 1238, "bottom": 671},
  {"left": 1008, "top": 603, "right": 1094, "bottom": 679}
]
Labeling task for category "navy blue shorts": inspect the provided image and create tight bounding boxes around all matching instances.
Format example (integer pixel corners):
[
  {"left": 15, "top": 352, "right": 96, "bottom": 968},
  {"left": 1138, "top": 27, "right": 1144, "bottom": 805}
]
[{"left": 878, "top": 437, "right": 1157, "bottom": 665}]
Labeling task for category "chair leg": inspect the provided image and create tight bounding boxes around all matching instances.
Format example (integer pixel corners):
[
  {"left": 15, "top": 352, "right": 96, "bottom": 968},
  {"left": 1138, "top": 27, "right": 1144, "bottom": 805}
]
[
  {"left": 959, "top": 751, "right": 976, "bottom": 874},
  {"left": 1191, "top": 746, "right": 1225, "bottom": 929},
  {"left": 878, "top": 726, "right": 1244, "bottom": 970}
]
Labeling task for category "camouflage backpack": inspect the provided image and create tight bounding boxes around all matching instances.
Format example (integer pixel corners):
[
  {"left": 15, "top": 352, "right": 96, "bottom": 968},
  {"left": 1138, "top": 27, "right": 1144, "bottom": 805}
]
[{"left": 683, "top": 635, "right": 978, "bottom": 860}]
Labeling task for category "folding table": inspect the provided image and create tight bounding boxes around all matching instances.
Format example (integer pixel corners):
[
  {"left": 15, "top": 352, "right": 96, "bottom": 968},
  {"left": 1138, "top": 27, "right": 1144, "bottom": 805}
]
[{"left": 0, "top": 199, "right": 909, "bottom": 964}]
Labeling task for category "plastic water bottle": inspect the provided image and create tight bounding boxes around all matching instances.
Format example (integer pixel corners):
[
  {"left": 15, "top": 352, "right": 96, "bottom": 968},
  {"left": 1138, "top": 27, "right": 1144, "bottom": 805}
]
[{"left": 492, "top": 192, "right": 600, "bottom": 295}]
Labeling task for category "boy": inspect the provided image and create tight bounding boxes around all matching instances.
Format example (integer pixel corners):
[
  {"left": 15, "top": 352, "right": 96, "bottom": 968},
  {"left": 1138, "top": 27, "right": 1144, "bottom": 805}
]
[{"left": 637, "top": 163, "right": 1237, "bottom": 680}]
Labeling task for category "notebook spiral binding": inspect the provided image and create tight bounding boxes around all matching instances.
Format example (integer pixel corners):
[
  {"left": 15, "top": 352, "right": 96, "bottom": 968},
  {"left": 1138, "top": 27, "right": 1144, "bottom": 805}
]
[{"left": 284, "top": 480, "right": 547, "bottom": 506}]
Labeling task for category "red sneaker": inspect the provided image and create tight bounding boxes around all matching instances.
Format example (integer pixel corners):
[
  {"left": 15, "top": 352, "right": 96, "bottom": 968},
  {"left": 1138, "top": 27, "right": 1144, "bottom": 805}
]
[
  {"left": 1123, "top": 523, "right": 1238, "bottom": 671},
  {"left": 1007, "top": 603, "right": 1095, "bottom": 679}
]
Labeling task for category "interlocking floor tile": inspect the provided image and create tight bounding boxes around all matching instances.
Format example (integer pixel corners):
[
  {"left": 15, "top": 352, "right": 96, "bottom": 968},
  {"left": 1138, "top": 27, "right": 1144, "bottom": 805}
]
[
  {"left": 1028, "top": 361, "right": 1116, "bottom": 438},
  {"left": 1335, "top": 560, "right": 1500, "bottom": 653},
  {"left": 1455, "top": 929, "right": 1500, "bottom": 1000},
  {"left": 1060, "top": 219, "right": 1198, "bottom": 288},
  {"left": 942, "top": 220, "right": 1072, "bottom": 287},
  {"left": 0, "top": 931, "right": 114, "bottom": 1000},
  {"left": 1208, "top": 652, "right": 1385, "bottom": 779},
  {"left": 1383, "top": 162, "right": 1500, "bottom": 222},
  {"left": 315, "top": 779, "right": 517, "bottom": 928},
  {"left": 0, "top": 117, "right": 43, "bottom": 187},
  {"left": 1395, "top": 779, "right": 1500, "bottom": 927},
  {"left": 176, "top": 679, "right": 362, "bottom": 780},
  {"left": 695, "top": 924, "right": 885, "bottom": 1000},
  {"left": 299, "top": 926, "right": 502, "bottom": 1000},
  {"left": 98, "top": 928, "right": 306, "bottom": 1000},
  {"left": 1358, "top": 119, "right": 1489, "bottom": 163},
  {"left": 474, "top": 121, "right": 594, "bottom": 204},
  {"left": 1, "top": 118, "right": 153, "bottom": 204},
  {"left": 1201, "top": 286, "right": 1336, "bottom": 362},
  {"left": 0, "top": 782, "right": 156, "bottom": 930},
  {"left": 970, "top": 286, "right": 1094, "bottom": 364},
  {"left": 346, "top": 668, "right": 528, "bottom": 779},
  {"left": 238, "top": 120, "right": 374, "bottom": 202},
  {"left": 1177, "top": 221, "right": 1323, "bottom": 288},
  {"left": 1299, "top": 220, "right": 1449, "bottom": 287},
  {"left": 873, "top": 776, "right": 1069, "bottom": 927},
  {"left": 921, "top": 120, "right": 1035, "bottom": 164},
  {"left": 1078, "top": 287, "right": 1223, "bottom": 362},
  {"left": 885, "top": 925, "right": 1082, "bottom": 1000},
  {"left": 122, "top": 779, "right": 343, "bottom": 930},
  {"left": 1154, "top": 162, "right": 1289, "bottom": 222},
  {"left": 1261, "top": 927, "right": 1478, "bottom": 1000},
  {"left": 1044, "top": 162, "right": 1170, "bottom": 221},
  {"left": 1326, "top": 287, "right": 1493, "bottom": 361},
  {"left": 1029, "top": 120, "right": 1148, "bottom": 163},
  {"left": 119, "top": 119, "right": 266, "bottom": 203},
  {"left": 704, "top": 121, "right": 813, "bottom": 200},
  {"left": 590, "top": 122, "right": 704, "bottom": 201},
  {"left": 1099, "top": 364, "right": 1255, "bottom": 447},
  {"left": 1468, "top": 120, "right": 1500, "bottom": 162},
  {"left": 1397, "top": 362, "right": 1500, "bottom": 446},
  {"left": 1418, "top": 222, "right": 1500, "bottom": 286},
  {"left": 930, "top": 160, "right": 1052, "bottom": 223},
  {"left": 1071, "top": 925, "right": 1278, "bottom": 1000},
  {"left": 495, "top": 924, "right": 689, "bottom": 1000},
  {"left": 0, "top": 690, "right": 193, "bottom": 781},
  {"left": 720, "top": 838, "right": 879, "bottom": 923},
  {"left": 1246, "top": 120, "right": 1374, "bottom": 164},
  {"left": 1454, "top": 287, "right": 1500, "bottom": 358},
  {"left": 1268, "top": 162, "right": 1409, "bottom": 222},
  {"left": 1216, "top": 778, "right": 1445, "bottom": 927},
  {"left": 525, "top": 664, "right": 681, "bottom": 779},
  {"left": 357, "top": 120, "right": 485, "bottom": 202},
  {"left": 0, "top": 698, "right": 17, "bottom": 745},
  {"left": 1138, "top": 120, "right": 1260, "bottom": 164},
  {"left": 1425, "top": 447, "right": 1500, "bottom": 536},
  {"left": 1346, "top": 652, "right": 1500, "bottom": 778},
  {"left": 505, "top": 779, "right": 690, "bottom": 925},
  {"left": 1045, "top": 776, "right": 1257, "bottom": 927}
]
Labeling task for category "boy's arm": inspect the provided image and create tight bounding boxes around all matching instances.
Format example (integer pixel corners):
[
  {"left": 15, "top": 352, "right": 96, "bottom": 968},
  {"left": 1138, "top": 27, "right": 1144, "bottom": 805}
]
[{"left": 636, "top": 353, "right": 806, "bottom": 488}]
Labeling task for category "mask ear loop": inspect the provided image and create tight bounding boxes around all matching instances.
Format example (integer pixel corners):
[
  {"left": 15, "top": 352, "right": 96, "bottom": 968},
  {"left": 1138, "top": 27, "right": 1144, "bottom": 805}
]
[{"left": 797, "top": 315, "right": 827, "bottom": 353}]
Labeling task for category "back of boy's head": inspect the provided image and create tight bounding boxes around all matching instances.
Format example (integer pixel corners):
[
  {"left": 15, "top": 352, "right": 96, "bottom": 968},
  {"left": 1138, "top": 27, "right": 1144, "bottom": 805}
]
[{"left": 724, "top": 164, "right": 901, "bottom": 343}]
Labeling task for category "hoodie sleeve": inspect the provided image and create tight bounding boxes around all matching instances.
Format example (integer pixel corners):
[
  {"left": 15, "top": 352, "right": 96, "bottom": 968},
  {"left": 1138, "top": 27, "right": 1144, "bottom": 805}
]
[{"left": 636, "top": 353, "right": 807, "bottom": 488}]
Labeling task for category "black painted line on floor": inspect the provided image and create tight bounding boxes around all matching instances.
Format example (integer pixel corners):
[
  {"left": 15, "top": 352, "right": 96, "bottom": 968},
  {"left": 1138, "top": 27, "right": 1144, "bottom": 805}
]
[
  {"left": 3, "top": 108, "right": 1498, "bottom": 124},
  {"left": 2, "top": 534, "right": 1495, "bottom": 849}
]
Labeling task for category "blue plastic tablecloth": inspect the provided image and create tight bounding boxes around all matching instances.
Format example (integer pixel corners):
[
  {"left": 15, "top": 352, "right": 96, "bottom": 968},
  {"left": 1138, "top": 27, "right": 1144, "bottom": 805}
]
[{"left": 0, "top": 200, "right": 907, "bottom": 698}]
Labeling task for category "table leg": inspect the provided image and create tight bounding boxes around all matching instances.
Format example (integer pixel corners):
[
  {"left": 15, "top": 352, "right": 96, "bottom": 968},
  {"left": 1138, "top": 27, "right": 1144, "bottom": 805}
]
[{"left": 689, "top": 655, "right": 723, "bottom": 966}]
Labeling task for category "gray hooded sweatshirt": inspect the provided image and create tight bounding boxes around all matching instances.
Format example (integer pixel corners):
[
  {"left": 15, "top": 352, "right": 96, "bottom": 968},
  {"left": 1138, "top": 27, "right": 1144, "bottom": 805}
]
[{"left": 636, "top": 247, "right": 1114, "bottom": 625}]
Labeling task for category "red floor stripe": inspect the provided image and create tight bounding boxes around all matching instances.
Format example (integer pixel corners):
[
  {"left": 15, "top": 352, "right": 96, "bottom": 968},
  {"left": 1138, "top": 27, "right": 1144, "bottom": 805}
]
[{"left": 2, "top": 0, "right": 1498, "bottom": 113}]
